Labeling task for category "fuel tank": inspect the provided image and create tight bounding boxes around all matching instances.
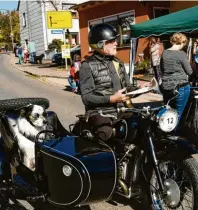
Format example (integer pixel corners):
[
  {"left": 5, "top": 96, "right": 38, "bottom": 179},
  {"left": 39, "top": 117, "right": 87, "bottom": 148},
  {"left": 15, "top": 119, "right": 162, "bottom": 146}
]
[{"left": 39, "top": 136, "right": 117, "bottom": 207}]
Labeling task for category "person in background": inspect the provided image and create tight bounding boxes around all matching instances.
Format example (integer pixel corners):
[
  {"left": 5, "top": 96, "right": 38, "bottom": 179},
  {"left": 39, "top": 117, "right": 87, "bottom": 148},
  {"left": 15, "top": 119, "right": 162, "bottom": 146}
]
[
  {"left": 193, "top": 38, "right": 198, "bottom": 71},
  {"left": 23, "top": 39, "right": 29, "bottom": 63},
  {"left": 5, "top": 45, "right": 8, "bottom": 54},
  {"left": 150, "top": 37, "right": 162, "bottom": 85},
  {"left": 79, "top": 23, "right": 137, "bottom": 141},
  {"left": 68, "top": 54, "right": 81, "bottom": 93},
  {"left": 16, "top": 43, "right": 23, "bottom": 65},
  {"left": 13, "top": 43, "right": 18, "bottom": 57},
  {"left": 160, "top": 33, "right": 193, "bottom": 121},
  {"left": 28, "top": 41, "right": 36, "bottom": 64}
]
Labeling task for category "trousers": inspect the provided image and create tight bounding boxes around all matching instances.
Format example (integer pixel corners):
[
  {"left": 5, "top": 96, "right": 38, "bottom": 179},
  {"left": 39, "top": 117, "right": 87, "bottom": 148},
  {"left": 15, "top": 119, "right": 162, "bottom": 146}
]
[
  {"left": 161, "top": 84, "right": 190, "bottom": 122},
  {"left": 88, "top": 114, "right": 113, "bottom": 141}
]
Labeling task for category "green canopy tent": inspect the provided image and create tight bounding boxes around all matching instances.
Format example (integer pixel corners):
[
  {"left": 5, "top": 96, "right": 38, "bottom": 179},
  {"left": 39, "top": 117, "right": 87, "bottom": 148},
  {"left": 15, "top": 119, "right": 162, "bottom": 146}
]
[{"left": 129, "top": 5, "right": 198, "bottom": 81}]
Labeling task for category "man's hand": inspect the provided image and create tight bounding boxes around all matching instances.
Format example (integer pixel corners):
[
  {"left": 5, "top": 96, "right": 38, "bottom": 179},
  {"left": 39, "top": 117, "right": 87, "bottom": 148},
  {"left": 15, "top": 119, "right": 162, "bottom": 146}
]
[{"left": 110, "top": 88, "right": 130, "bottom": 103}]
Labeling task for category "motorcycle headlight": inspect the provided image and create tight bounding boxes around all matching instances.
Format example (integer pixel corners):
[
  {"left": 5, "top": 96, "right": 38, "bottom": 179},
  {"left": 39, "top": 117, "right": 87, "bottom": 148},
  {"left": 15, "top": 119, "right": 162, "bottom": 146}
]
[{"left": 157, "top": 108, "right": 178, "bottom": 132}]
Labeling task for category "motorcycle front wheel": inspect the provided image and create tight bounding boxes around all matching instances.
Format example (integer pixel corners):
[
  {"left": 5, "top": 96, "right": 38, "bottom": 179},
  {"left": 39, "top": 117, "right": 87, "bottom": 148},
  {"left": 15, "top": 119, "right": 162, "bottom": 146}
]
[{"left": 142, "top": 154, "right": 198, "bottom": 210}]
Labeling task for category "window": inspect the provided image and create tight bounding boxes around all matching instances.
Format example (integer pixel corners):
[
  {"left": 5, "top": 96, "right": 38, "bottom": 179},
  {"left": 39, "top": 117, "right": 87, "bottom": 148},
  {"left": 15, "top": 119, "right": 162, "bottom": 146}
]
[
  {"left": 71, "top": 11, "right": 78, "bottom": 19},
  {"left": 22, "top": 13, "right": 26, "bottom": 27},
  {"left": 88, "top": 10, "right": 135, "bottom": 47},
  {"left": 153, "top": 8, "right": 169, "bottom": 18}
]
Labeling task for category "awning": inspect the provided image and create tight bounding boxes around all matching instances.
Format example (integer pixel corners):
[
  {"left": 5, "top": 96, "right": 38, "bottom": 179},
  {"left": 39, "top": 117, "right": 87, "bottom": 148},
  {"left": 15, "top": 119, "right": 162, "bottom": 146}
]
[{"left": 130, "top": 6, "right": 198, "bottom": 38}]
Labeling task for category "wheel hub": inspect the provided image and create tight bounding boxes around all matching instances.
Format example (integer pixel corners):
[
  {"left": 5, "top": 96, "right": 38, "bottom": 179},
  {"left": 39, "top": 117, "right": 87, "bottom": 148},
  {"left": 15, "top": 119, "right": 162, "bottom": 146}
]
[{"left": 164, "top": 179, "right": 180, "bottom": 208}]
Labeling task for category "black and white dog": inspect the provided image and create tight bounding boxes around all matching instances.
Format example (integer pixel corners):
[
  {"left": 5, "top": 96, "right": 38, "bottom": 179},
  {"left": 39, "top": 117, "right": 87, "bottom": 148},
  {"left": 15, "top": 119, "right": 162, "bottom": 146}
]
[{"left": 8, "top": 105, "right": 48, "bottom": 171}]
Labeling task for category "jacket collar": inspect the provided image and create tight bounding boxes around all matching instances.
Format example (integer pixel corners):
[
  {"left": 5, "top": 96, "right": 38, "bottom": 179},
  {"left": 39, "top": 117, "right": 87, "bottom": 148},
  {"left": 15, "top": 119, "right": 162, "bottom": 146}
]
[{"left": 93, "top": 51, "right": 115, "bottom": 62}]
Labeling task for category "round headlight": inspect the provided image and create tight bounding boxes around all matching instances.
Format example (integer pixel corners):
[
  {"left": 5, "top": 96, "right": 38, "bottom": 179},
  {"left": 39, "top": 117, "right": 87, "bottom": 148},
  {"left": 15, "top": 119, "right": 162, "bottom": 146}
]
[{"left": 158, "top": 108, "right": 178, "bottom": 132}]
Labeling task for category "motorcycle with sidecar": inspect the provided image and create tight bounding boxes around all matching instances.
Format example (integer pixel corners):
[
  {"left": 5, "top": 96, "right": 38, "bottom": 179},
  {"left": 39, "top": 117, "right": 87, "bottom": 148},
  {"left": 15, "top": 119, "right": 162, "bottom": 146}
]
[{"left": 0, "top": 96, "right": 198, "bottom": 210}]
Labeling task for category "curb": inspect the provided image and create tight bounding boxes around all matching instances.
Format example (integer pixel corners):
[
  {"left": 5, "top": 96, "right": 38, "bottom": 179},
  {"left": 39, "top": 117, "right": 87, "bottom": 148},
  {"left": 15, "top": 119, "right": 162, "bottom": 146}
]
[
  {"left": 9, "top": 56, "right": 68, "bottom": 79},
  {"left": 23, "top": 71, "right": 67, "bottom": 79},
  {"left": 9, "top": 56, "right": 67, "bottom": 88}
]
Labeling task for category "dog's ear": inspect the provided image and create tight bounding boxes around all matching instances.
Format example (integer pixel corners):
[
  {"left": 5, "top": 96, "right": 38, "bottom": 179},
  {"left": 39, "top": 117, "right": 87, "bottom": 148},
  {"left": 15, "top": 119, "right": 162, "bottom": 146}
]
[
  {"left": 20, "top": 105, "right": 33, "bottom": 117},
  {"left": 20, "top": 108, "right": 27, "bottom": 117}
]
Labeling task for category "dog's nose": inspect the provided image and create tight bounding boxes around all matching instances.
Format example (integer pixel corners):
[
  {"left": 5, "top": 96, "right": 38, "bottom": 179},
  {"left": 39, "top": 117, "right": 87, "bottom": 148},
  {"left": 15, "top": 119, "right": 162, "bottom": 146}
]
[{"left": 43, "top": 120, "right": 47, "bottom": 124}]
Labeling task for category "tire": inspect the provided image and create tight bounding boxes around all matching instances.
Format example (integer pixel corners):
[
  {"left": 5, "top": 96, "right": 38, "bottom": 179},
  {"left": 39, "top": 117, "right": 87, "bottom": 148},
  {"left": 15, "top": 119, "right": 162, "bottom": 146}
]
[
  {"left": 0, "top": 98, "right": 50, "bottom": 111},
  {"left": 142, "top": 153, "right": 198, "bottom": 210}
]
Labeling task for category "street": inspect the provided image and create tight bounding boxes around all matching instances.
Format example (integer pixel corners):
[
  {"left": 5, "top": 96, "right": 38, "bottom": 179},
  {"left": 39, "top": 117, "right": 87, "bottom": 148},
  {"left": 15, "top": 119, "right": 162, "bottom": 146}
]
[
  {"left": 0, "top": 54, "right": 144, "bottom": 210},
  {"left": 0, "top": 54, "right": 84, "bottom": 130}
]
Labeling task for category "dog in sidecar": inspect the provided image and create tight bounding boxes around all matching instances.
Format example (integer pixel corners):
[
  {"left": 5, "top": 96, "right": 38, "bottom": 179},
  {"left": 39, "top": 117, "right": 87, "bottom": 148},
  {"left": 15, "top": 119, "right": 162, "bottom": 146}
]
[{"left": 0, "top": 105, "right": 117, "bottom": 208}]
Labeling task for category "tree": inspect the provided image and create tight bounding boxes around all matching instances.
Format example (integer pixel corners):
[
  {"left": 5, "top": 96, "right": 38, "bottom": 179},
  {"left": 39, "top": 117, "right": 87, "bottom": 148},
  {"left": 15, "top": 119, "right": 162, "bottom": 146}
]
[
  {"left": 48, "top": 39, "right": 63, "bottom": 52},
  {"left": 0, "top": 10, "right": 20, "bottom": 48}
]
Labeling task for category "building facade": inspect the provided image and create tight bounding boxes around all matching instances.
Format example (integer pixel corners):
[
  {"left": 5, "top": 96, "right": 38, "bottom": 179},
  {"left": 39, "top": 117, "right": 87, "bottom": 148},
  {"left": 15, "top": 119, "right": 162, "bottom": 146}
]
[
  {"left": 72, "top": 1, "right": 170, "bottom": 64},
  {"left": 170, "top": 1, "right": 198, "bottom": 12},
  {"left": 17, "top": 0, "right": 81, "bottom": 57}
]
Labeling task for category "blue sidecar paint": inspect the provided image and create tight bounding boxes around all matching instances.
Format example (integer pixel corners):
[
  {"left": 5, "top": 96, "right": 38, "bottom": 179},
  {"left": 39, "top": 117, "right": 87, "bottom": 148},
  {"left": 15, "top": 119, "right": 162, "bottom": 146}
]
[{"left": 39, "top": 135, "right": 117, "bottom": 207}]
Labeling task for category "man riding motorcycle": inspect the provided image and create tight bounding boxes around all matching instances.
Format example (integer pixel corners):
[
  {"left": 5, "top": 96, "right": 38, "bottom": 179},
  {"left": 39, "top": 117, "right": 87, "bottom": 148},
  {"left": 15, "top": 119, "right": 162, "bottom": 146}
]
[{"left": 79, "top": 23, "right": 137, "bottom": 141}]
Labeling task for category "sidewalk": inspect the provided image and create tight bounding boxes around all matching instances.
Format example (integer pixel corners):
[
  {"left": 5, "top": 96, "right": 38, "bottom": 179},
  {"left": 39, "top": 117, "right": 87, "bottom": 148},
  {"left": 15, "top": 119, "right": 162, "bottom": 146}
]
[
  {"left": 9, "top": 53, "right": 68, "bottom": 88},
  {"left": 9, "top": 54, "right": 163, "bottom": 103}
]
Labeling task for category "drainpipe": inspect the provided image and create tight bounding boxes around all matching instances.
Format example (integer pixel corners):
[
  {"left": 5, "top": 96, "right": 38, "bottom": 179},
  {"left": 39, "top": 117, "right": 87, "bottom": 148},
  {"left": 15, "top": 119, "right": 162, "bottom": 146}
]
[{"left": 41, "top": 1, "right": 49, "bottom": 52}]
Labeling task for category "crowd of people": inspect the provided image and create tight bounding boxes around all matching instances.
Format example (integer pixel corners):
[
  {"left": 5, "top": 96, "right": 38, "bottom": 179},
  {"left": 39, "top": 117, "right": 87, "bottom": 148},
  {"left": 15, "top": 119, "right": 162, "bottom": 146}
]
[{"left": 14, "top": 39, "right": 37, "bottom": 64}]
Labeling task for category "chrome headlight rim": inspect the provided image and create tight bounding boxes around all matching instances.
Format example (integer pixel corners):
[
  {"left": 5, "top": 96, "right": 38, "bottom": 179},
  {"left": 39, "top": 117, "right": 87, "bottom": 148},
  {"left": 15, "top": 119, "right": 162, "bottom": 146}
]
[{"left": 157, "top": 108, "right": 178, "bottom": 133}]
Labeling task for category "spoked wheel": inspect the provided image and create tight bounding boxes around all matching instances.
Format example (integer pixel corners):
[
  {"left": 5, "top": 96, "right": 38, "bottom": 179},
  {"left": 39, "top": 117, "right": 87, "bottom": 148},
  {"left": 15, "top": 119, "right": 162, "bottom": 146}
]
[{"left": 144, "top": 156, "right": 198, "bottom": 210}]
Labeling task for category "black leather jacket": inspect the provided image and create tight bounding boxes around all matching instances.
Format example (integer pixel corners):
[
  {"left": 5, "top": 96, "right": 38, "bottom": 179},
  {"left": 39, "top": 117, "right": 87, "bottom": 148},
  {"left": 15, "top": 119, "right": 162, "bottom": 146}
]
[{"left": 79, "top": 52, "right": 133, "bottom": 111}]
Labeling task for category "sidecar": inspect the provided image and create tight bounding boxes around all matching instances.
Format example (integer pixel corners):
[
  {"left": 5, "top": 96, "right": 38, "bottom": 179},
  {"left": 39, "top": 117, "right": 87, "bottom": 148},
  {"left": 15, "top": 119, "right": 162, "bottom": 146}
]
[{"left": 0, "top": 111, "right": 117, "bottom": 208}]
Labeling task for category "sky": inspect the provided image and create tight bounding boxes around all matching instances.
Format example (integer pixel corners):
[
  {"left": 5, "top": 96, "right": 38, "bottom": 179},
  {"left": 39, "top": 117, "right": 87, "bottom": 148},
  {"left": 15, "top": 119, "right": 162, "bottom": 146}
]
[{"left": 0, "top": 0, "right": 18, "bottom": 11}]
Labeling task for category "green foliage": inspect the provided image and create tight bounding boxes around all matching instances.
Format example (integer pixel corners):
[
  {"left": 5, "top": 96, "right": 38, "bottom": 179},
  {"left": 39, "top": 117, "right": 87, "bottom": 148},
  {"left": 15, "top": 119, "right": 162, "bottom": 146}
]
[
  {"left": 135, "top": 58, "right": 151, "bottom": 70},
  {"left": 0, "top": 42, "right": 12, "bottom": 50},
  {"left": 48, "top": 39, "right": 64, "bottom": 51},
  {"left": 0, "top": 10, "right": 20, "bottom": 47}
]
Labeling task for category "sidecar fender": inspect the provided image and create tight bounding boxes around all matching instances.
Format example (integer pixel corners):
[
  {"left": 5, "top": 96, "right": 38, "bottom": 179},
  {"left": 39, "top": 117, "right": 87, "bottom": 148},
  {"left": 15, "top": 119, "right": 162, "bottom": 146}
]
[{"left": 0, "top": 140, "right": 5, "bottom": 175}]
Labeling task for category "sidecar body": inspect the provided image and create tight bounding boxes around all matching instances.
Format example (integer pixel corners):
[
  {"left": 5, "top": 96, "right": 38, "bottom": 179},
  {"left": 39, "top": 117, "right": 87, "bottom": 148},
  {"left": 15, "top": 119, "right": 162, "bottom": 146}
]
[
  {"left": 0, "top": 111, "right": 117, "bottom": 208},
  {"left": 39, "top": 135, "right": 117, "bottom": 207}
]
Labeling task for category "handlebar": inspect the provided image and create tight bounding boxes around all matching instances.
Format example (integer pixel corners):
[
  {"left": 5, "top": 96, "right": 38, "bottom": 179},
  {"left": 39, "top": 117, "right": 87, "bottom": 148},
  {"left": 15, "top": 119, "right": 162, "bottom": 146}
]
[{"left": 85, "top": 105, "right": 164, "bottom": 120}]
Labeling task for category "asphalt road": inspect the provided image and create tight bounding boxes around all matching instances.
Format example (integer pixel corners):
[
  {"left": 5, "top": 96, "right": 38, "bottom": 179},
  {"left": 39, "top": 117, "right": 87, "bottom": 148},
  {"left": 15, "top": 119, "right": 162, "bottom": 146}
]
[{"left": 0, "top": 54, "right": 144, "bottom": 210}]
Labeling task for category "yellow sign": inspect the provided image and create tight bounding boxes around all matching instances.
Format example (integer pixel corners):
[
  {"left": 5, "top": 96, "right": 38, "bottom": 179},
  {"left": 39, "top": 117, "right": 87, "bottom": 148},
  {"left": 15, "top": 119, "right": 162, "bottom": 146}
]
[
  {"left": 47, "top": 11, "right": 72, "bottom": 29},
  {"left": 61, "top": 44, "right": 71, "bottom": 58}
]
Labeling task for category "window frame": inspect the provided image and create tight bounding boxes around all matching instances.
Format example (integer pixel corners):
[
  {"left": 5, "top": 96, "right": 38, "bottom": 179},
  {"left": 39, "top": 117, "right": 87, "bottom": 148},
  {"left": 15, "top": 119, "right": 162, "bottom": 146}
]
[
  {"left": 88, "top": 10, "right": 135, "bottom": 49},
  {"left": 153, "top": 7, "right": 169, "bottom": 18},
  {"left": 22, "top": 12, "right": 26, "bottom": 27}
]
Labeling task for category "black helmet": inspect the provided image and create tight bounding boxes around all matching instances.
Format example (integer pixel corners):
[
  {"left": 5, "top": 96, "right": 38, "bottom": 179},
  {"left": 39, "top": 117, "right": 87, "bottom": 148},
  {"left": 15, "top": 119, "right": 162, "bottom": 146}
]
[{"left": 88, "top": 23, "right": 119, "bottom": 49}]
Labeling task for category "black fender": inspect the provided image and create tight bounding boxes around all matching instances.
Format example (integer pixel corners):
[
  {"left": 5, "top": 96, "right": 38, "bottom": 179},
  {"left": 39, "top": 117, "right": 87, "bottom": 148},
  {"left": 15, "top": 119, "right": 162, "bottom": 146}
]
[
  {"left": 155, "top": 137, "right": 198, "bottom": 160},
  {"left": 0, "top": 141, "right": 5, "bottom": 176}
]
